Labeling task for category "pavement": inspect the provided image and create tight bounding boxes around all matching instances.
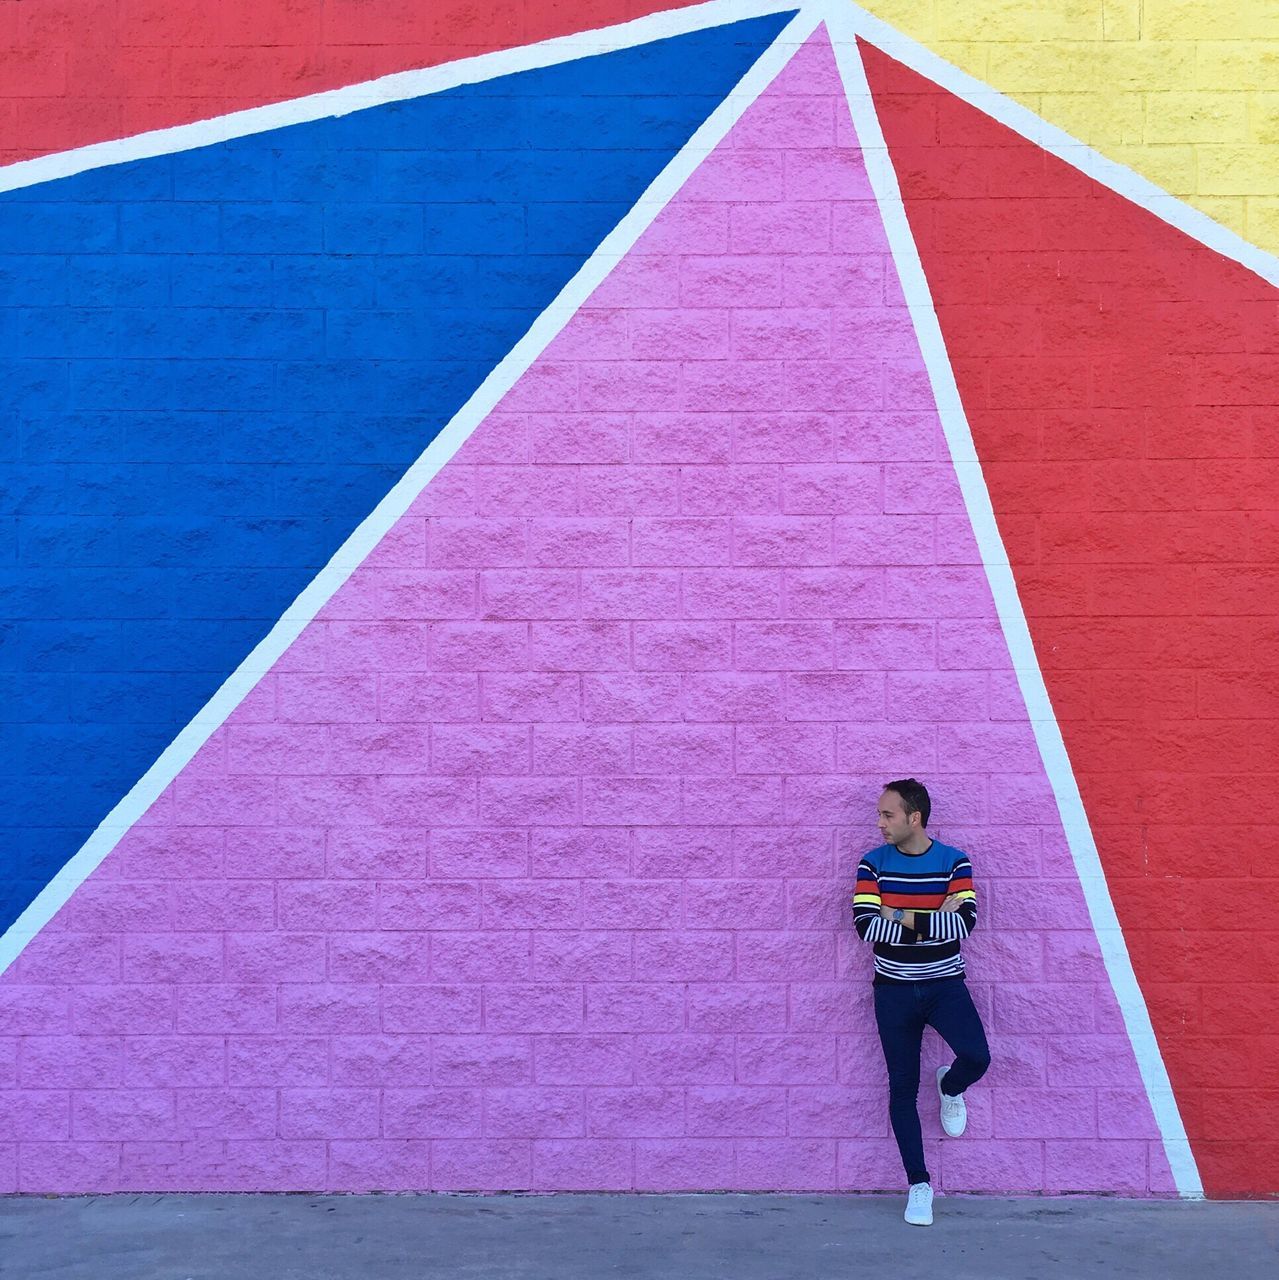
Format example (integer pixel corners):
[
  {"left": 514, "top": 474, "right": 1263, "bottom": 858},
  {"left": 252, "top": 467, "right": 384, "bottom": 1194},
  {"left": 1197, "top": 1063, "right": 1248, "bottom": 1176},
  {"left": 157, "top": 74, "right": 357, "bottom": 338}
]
[{"left": 1, "top": 1192, "right": 1276, "bottom": 1279}]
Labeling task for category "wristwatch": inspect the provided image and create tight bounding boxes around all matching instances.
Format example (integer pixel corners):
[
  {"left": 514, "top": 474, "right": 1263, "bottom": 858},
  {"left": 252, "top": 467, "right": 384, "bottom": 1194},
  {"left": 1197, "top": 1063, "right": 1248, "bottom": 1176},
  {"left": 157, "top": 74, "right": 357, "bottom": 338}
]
[{"left": 892, "top": 908, "right": 904, "bottom": 923}]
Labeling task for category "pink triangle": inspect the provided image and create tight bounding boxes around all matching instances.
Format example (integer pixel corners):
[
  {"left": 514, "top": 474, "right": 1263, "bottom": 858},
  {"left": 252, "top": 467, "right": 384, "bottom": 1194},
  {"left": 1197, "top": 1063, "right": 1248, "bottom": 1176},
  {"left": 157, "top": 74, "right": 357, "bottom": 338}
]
[{"left": 1, "top": 31, "right": 1171, "bottom": 1196}]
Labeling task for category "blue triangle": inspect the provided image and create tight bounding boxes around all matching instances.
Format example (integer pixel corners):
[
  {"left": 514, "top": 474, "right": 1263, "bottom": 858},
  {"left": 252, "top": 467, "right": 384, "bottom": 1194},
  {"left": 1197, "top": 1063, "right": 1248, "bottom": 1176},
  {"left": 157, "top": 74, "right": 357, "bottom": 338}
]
[{"left": 0, "top": 12, "right": 796, "bottom": 937}]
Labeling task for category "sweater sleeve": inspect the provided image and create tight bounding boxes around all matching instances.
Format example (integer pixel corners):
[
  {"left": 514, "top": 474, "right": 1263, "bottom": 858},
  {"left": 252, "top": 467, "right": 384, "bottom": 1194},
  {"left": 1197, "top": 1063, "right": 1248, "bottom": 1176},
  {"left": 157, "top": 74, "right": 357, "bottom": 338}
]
[
  {"left": 852, "top": 858, "right": 920, "bottom": 945},
  {"left": 916, "top": 855, "right": 977, "bottom": 941}
]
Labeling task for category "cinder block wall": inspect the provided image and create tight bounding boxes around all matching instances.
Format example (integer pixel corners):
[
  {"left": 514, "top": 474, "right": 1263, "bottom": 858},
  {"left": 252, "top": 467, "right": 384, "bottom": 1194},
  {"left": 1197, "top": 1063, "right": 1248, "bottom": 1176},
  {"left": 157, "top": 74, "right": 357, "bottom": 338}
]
[
  {"left": 5, "top": 2, "right": 1277, "bottom": 253},
  {"left": 1, "top": 2, "right": 1276, "bottom": 1199}
]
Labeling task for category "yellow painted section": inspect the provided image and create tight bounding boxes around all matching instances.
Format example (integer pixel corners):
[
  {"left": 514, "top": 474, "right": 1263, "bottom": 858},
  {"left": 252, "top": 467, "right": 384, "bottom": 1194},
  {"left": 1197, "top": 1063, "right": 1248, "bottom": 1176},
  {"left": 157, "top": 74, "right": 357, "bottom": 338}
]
[{"left": 858, "top": 0, "right": 1279, "bottom": 260}]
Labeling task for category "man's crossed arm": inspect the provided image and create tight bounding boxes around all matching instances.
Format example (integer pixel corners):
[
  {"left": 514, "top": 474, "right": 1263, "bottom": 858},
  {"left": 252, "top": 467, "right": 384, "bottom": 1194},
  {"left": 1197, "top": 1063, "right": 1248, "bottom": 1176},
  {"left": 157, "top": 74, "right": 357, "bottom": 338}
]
[{"left": 878, "top": 892, "right": 965, "bottom": 932}]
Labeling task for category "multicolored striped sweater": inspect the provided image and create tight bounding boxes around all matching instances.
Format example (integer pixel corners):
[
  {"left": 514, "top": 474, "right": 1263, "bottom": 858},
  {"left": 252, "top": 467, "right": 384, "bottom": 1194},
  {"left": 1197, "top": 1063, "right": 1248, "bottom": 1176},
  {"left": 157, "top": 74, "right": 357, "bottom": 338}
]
[{"left": 852, "top": 840, "right": 978, "bottom": 983}]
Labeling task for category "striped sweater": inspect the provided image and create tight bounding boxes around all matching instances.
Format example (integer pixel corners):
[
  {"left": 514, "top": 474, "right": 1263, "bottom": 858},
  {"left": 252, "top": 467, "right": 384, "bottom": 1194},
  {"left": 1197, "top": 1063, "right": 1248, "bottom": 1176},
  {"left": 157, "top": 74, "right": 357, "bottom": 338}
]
[{"left": 852, "top": 840, "right": 978, "bottom": 983}]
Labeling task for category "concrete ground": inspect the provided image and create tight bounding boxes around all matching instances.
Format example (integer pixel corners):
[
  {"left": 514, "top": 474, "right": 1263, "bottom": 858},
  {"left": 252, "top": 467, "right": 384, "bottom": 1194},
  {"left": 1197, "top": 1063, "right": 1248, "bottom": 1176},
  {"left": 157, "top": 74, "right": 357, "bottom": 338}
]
[{"left": 1, "top": 1193, "right": 1276, "bottom": 1279}]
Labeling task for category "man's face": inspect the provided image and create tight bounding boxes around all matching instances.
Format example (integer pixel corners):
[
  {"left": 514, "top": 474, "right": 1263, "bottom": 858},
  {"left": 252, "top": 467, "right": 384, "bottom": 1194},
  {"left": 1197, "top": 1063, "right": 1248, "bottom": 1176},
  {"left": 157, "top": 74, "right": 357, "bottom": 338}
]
[{"left": 877, "top": 790, "right": 917, "bottom": 846}]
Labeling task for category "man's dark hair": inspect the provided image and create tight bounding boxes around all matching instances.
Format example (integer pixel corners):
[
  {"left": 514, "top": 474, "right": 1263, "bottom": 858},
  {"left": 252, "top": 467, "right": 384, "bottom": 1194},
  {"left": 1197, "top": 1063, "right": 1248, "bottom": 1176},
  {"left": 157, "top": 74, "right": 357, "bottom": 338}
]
[{"left": 885, "top": 778, "right": 930, "bottom": 828}]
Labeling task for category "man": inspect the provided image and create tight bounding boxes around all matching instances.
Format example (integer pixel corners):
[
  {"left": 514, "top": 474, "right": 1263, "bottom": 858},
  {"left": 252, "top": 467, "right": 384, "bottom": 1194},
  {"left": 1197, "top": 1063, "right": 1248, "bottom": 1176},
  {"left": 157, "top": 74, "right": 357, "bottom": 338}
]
[{"left": 853, "top": 778, "right": 990, "bottom": 1226}]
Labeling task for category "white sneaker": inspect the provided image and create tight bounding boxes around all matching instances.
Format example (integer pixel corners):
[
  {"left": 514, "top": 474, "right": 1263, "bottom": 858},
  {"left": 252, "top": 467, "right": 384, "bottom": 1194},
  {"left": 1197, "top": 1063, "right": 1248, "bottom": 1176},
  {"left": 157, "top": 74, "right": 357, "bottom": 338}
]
[
  {"left": 904, "top": 1181, "right": 933, "bottom": 1226},
  {"left": 937, "top": 1065, "right": 967, "bottom": 1137}
]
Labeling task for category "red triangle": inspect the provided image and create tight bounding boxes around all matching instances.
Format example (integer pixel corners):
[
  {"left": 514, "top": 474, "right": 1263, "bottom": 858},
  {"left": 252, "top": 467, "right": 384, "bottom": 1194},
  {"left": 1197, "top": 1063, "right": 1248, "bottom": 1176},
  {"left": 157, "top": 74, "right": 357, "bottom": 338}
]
[{"left": 863, "top": 38, "right": 1279, "bottom": 1199}]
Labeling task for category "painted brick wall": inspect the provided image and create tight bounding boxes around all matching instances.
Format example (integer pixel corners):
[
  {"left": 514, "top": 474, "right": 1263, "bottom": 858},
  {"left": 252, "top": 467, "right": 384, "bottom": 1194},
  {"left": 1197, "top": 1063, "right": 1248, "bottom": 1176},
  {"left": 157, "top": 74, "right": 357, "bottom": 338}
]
[
  {"left": 0, "top": 30, "right": 1174, "bottom": 1196},
  {"left": 866, "top": 0, "right": 1279, "bottom": 255},
  {"left": 0, "top": 11, "right": 790, "bottom": 945},
  {"left": 3, "top": 0, "right": 1278, "bottom": 1199},
  {"left": 4, "top": 2, "right": 1278, "bottom": 256},
  {"left": 0, "top": 1, "right": 685, "bottom": 161},
  {"left": 865, "top": 40, "right": 1279, "bottom": 1200}
]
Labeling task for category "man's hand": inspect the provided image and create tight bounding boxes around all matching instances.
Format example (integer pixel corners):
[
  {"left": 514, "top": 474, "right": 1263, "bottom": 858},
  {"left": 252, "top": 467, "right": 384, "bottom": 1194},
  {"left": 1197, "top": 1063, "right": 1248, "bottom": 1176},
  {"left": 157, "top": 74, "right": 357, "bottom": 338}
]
[{"left": 939, "top": 893, "right": 964, "bottom": 913}]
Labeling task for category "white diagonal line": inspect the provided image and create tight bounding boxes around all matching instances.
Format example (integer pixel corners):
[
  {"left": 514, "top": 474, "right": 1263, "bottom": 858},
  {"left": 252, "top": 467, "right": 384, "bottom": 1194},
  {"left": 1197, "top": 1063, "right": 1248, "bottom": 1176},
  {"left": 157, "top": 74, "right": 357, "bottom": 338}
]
[
  {"left": 834, "top": 0, "right": 1279, "bottom": 289},
  {"left": 823, "top": 0, "right": 1205, "bottom": 1200},
  {"left": 0, "top": 4, "right": 823, "bottom": 978},
  {"left": 0, "top": 0, "right": 802, "bottom": 194}
]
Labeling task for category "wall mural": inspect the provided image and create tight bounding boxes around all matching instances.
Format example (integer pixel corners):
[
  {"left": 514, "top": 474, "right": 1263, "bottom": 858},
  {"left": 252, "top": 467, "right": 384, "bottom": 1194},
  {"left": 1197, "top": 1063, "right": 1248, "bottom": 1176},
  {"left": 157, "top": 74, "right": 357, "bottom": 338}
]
[{"left": 2, "top": 1, "right": 1276, "bottom": 1199}]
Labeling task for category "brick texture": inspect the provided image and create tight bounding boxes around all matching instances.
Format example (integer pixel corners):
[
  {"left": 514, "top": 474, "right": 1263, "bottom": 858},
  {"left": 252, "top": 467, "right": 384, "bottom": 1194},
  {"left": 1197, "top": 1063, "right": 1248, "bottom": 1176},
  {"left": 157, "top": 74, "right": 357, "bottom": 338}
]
[
  {"left": 0, "top": 7, "right": 788, "bottom": 946},
  {"left": 0, "top": 1, "right": 702, "bottom": 163},
  {"left": 864, "top": 41, "right": 1279, "bottom": 1200},
  {"left": 4, "top": 2, "right": 1278, "bottom": 258},
  {"left": 0, "top": 30, "right": 1178, "bottom": 1195}
]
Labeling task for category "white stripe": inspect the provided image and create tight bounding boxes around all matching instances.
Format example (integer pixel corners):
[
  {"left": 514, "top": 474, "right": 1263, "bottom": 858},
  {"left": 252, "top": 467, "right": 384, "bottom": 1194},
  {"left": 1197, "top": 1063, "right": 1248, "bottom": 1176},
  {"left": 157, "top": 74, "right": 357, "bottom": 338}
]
[
  {"left": 6, "top": 0, "right": 1274, "bottom": 284},
  {"left": 864, "top": 918, "right": 904, "bottom": 945},
  {"left": 833, "top": 1, "right": 1278, "bottom": 289},
  {"left": 0, "top": 0, "right": 802, "bottom": 195},
  {"left": 865, "top": 870, "right": 952, "bottom": 882},
  {"left": 824, "top": 3, "right": 1204, "bottom": 1200},
  {"left": 875, "top": 956, "right": 964, "bottom": 978},
  {"left": 0, "top": 5, "right": 823, "bottom": 979},
  {"left": 0, "top": 0, "right": 1235, "bottom": 1198},
  {"left": 872, "top": 917, "right": 906, "bottom": 945}
]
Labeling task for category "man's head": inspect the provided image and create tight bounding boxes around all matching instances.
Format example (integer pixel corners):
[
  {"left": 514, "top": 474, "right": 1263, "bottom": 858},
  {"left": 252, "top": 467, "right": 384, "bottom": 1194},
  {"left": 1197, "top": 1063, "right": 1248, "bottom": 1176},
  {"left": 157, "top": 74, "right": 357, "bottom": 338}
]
[{"left": 878, "top": 778, "right": 931, "bottom": 847}]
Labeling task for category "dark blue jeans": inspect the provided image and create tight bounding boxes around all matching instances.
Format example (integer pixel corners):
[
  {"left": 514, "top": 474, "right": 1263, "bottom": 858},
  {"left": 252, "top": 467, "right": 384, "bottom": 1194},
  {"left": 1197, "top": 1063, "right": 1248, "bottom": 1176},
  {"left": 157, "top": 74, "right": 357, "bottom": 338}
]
[{"left": 873, "top": 977, "right": 991, "bottom": 1186}]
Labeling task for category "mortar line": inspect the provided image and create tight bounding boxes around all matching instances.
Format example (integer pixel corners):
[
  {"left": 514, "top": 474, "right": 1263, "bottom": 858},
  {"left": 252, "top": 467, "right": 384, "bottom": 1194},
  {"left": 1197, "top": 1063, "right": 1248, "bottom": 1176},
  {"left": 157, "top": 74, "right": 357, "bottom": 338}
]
[{"left": 0, "top": 5, "right": 823, "bottom": 978}]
